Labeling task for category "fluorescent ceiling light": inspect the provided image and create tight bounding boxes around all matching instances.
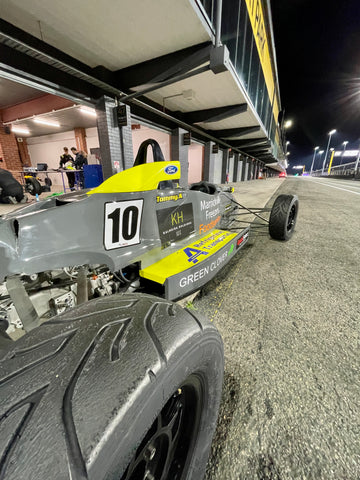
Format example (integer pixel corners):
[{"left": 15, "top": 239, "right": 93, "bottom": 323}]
[
  {"left": 11, "top": 126, "right": 30, "bottom": 135},
  {"left": 33, "top": 118, "right": 60, "bottom": 127},
  {"left": 80, "top": 106, "right": 97, "bottom": 117}
]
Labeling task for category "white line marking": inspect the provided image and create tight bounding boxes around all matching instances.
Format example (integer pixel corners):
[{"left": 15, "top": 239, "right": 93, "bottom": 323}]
[
  {"left": 308, "top": 177, "right": 360, "bottom": 189},
  {"left": 311, "top": 180, "right": 360, "bottom": 195},
  {"left": 325, "top": 181, "right": 360, "bottom": 190}
]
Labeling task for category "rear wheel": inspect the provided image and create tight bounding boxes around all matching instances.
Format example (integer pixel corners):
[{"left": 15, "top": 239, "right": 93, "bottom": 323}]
[
  {"left": 269, "top": 194, "right": 299, "bottom": 240},
  {"left": 0, "top": 294, "right": 224, "bottom": 480}
]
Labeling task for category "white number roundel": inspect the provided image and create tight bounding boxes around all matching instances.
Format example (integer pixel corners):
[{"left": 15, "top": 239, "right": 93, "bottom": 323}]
[{"left": 104, "top": 200, "right": 143, "bottom": 250}]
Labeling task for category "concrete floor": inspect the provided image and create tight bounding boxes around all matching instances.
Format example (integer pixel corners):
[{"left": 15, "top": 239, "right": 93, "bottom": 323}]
[
  {"left": 0, "top": 184, "right": 66, "bottom": 216},
  {"left": 199, "top": 177, "right": 360, "bottom": 480}
]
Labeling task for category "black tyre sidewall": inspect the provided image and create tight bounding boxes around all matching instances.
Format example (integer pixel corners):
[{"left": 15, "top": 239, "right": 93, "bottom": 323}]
[
  {"left": 94, "top": 329, "right": 224, "bottom": 480},
  {"left": 269, "top": 194, "right": 299, "bottom": 241},
  {"left": 0, "top": 295, "right": 224, "bottom": 480}
]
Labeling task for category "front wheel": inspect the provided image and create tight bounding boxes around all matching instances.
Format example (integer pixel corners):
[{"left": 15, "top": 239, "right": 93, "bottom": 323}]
[
  {"left": 0, "top": 294, "right": 224, "bottom": 480},
  {"left": 269, "top": 194, "right": 299, "bottom": 240}
]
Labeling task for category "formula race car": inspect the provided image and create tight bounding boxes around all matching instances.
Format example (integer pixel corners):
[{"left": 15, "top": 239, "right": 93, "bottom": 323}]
[{"left": 0, "top": 139, "right": 298, "bottom": 480}]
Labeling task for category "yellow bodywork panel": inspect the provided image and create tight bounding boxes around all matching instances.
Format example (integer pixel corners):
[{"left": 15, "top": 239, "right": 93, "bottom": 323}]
[
  {"left": 140, "top": 229, "right": 238, "bottom": 284},
  {"left": 88, "top": 161, "right": 181, "bottom": 194}
]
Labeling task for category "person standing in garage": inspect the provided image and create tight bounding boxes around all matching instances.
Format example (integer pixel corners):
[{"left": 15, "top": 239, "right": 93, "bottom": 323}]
[
  {"left": 71, "top": 147, "right": 88, "bottom": 188},
  {"left": 59, "top": 147, "right": 76, "bottom": 191}
]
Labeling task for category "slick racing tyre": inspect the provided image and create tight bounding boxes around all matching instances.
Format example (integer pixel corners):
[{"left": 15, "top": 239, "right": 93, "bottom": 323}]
[
  {"left": 269, "top": 194, "right": 299, "bottom": 241},
  {"left": 0, "top": 294, "right": 224, "bottom": 480},
  {"left": 25, "top": 176, "right": 42, "bottom": 195}
]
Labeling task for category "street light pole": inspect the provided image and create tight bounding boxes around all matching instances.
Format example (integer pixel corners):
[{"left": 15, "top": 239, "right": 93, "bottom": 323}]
[
  {"left": 340, "top": 141, "right": 348, "bottom": 166},
  {"left": 317, "top": 150, "right": 324, "bottom": 172},
  {"left": 322, "top": 129, "right": 336, "bottom": 175},
  {"left": 310, "top": 146, "right": 319, "bottom": 175}
]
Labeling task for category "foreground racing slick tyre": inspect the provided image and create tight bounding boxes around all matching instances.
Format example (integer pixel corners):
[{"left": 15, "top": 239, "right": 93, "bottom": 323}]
[
  {"left": 269, "top": 194, "right": 299, "bottom": 241},
  {"left": 25, "top": 176, "right": 42, "bottom": 195},
  {"left": 0, "top": 293, "right": 224, "bottom": 480}
]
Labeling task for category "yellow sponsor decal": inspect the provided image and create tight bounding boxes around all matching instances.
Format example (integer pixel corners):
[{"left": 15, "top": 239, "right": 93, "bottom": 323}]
[
  {"left": 140, "top": 229, "right": 237, "bottom": 284},
  {"left": 156, "top": 193, "right": 183, "bottom": 203},
  {"left": 245, "top": 0, "right": 279, "bottom": 119}
]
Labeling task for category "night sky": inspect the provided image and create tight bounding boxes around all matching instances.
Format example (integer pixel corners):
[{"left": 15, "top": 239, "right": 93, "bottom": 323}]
[{"left": 271, "top": 0, "right": 360, "bottom": 171}]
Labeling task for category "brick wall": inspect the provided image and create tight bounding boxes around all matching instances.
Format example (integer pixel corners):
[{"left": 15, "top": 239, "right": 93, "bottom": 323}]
[
  {"left": 0, "top": 125, "right": 32, "bottom": 184},
  {"left": 0, "top": 126, "right": 23, "bottom": 171}
]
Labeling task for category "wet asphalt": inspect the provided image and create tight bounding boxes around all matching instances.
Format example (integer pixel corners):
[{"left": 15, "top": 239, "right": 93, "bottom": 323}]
[{"left": 196, "top": 177, "right": 360, "bottom": 480}]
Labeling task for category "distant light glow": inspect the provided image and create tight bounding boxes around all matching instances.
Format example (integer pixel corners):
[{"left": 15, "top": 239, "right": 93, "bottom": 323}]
[
  {"left": 328, "top": 129, "right": 336, "bottom": 135},
  {"left": 284, "top": 120, "right": 293, "bottom": 128},
  {"left": 292, "top": 165, "right": 304, "bottom": 169}
]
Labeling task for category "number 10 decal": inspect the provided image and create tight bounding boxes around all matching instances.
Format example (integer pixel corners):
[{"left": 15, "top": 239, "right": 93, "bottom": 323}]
[{"left": 104, "top": 200, "right": 143, "bottom": 250}]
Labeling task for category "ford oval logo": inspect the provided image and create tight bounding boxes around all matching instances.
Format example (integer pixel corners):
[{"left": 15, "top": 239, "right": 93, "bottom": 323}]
[{"left": 165, "top": 165, "right": 178, "bottom": 175}]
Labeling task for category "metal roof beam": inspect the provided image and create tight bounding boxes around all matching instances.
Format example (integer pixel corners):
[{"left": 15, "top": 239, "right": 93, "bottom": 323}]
[
  {"left": 242, "top": 144, "right": 270, "bottom": 151},
  {"left": 120, "top": 65, "right": 210, "bottom": 101},
  {"left": 181, "top": 103, "right": 247, "bottom": 124},
  {"left": 213, "top": 125, "right": 261, "bottom": 139},
  {"left": 243, "top": 147, "right": 270, "bottom": 154},
  {"left": 231, "top": 137, "right": 269, "bottom": 148},
  {"left": 0, "top": 43, "right": 101, "bottom": 102},
  {"left": 116, "top": 42, "right": 212, "bottom": 90}
]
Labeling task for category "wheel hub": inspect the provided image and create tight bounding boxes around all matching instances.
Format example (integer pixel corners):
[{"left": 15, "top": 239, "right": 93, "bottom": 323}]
[{"left": 121, "top": 379, "right": 202, "bottom": 480}]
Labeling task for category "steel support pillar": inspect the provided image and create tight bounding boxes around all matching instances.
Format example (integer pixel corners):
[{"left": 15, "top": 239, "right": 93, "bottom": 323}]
[
  {"left": 233, "top": 153, "right": 239, "bottom": 183},
  {"left": 204, "top": 142, "right": 217, "bottom": 183},
  {"left": 221, "top": 149, "right": 228, "bottom": 183},
  {"left": 228, "top": 155, "right": 234, "bottom": 182},
  {"left": 95, "top": 96, "right": 133, "bottom": 180},
  {"left": 171, "top": 128, "right": 189, "bottom": 186}
]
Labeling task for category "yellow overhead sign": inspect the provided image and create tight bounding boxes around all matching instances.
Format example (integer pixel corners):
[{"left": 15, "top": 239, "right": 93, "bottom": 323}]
[{"left": 245, "top": 0, "right": 279, "bottom": 119}]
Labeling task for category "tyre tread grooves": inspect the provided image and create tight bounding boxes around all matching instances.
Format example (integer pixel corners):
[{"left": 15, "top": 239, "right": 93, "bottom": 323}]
[
  {"left": 62, "top": 318, "right": 132, "bottom": 479},
  {"left": 144, "top": 303, "right": 167, "bottom": 367},
  {"left": 0, "top": 330, "right": 77, "bottom": 387},
  {"left": 0, "top": 385, "right": 49, "bottom": 479},
  {"left": 110, "top": 318, "right": 131, "bottom": 362}
]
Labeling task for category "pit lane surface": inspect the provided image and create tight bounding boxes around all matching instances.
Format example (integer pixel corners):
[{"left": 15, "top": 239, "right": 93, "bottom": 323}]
[{"left": 196, "top": 177, "right": 360, "bottom": 480}]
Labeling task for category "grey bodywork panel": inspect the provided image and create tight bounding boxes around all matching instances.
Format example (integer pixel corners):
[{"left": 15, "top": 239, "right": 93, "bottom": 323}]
[{"left": 0, "top": 187, "right": 237, "bottom": 286}]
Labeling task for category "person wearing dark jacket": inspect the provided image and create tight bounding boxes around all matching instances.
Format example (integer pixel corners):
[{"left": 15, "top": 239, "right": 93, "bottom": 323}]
[
  {"left": 71, "top": 147, "right": 88, "bottom": 188},
  {"left": 59, "top": 147, "right": 75, "bottom": 190},
  {"left": 0, "top": 168, "right": 24, "bottom": 203}
]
